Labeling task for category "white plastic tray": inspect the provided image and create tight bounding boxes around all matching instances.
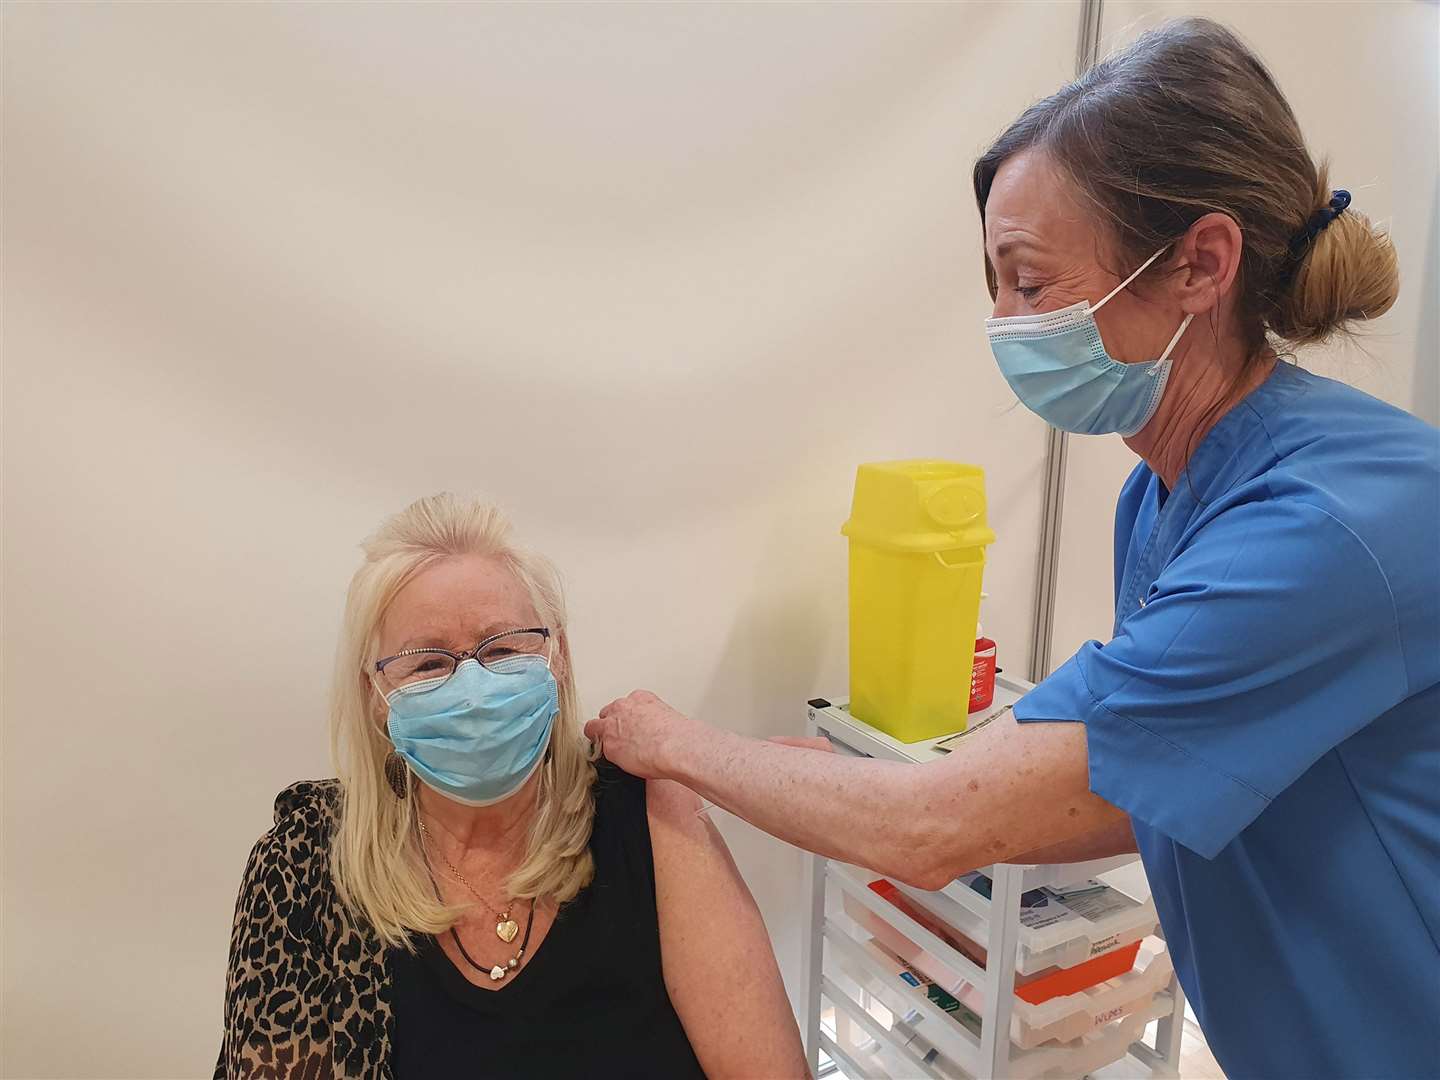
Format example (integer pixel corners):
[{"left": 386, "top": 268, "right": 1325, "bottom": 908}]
[
  {"left": 822, "top": 994, "right": 973, "bottom": 1080},
  {"left": 832, "top": 858, "right": 1158, "bottom": 977},
  {"left": 822, "top": 905, "right": 983, "bottom": 1069},
  {"left": 826, "top": 916, "right": 1175, "bottom": 1080},
  {"left": 833, "top": 875, "right": 1174, "bottom": 1051},
  {"left": 823, "top": 971, "right": 952, "bottom": 1079},
  {"left": 910, "top": 872, "right": 1158, "bottom": 974},
  {"left": 856, "top": 922, "right": 1174, "bottom": 1050}
]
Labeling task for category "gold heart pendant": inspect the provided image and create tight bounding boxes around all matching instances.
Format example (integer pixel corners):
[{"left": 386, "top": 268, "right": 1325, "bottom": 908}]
[{"left": 496, "top": 919, "right": 519, "bottom": 943}]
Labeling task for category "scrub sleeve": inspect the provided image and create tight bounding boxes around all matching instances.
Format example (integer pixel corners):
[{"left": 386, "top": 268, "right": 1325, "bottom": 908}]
[{"left": 1014, "top": 498, "right": 1409, "bottom": 858}]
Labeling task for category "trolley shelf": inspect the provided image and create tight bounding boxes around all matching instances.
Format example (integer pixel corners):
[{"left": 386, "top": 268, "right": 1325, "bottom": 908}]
[{"left": 800, "top": 689, "right": 1187, "bottom": 1079}]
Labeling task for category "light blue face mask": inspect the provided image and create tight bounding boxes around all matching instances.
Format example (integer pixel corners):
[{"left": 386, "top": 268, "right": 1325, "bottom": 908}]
[
  {"left": 386, "top": 656, "right": 559, "bottom": 807},
  {"left": 985, "top": 246, "right": 1194, "bottom": 437}
]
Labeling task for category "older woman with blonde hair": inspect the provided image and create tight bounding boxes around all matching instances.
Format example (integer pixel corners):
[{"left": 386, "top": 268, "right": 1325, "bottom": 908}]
[{"left": 216, "top": 493, "right": 806, "bottom": 1078}]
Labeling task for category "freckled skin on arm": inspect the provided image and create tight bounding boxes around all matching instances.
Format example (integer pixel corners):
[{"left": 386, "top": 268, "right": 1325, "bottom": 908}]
[
  {"left": 647, "top": 779, "right": 809, "bottom": 1079},
  {"left": 680, "top": 710, "right": 1130, "bottom": 888},
  {"left": 1009, "top": 813, "right": 1138, "bottom": 864},
  {"left": 590, "top": 693, "right": 1132, "bottom": 892}
]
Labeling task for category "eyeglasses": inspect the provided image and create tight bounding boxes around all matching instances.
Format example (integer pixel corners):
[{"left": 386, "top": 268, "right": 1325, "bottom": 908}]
[{"left": 374, "top": 627, "right": 552, "bottom": 695}]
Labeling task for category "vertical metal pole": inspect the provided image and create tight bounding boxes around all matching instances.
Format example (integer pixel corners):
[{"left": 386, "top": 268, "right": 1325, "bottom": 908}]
[
  {"left": 1075, "top": 0, "right": 1106, "bottom": 78},
  {"left": 800, "top": 711, "right": 829, "bottom": 1075},
  {"left": 1028, "top": 426, "right": 1070, "bottom": 683},
  {"left": 1028, "top": 0, "right": 1105, "bottom": 684},
  {"left": 800, "top": 849, "right": 827, "bottom": 1073}
]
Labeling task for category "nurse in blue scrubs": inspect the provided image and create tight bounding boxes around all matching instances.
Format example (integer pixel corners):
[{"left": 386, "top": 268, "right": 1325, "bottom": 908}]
[{"left": 587, "top": 19, "right": 1439, "bottom": 1078}]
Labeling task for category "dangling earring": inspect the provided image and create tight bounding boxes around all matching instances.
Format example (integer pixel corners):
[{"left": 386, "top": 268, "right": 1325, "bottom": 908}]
[{"left": 384, "top": 751, "right": 410, "bottom": 799}]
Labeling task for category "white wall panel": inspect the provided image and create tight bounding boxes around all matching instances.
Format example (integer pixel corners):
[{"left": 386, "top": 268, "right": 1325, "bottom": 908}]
[{"left": 1, "top": 4, "right": 1081, "bottom": 1075}]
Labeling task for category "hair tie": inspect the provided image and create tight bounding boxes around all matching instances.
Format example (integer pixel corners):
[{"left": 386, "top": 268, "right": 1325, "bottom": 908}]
[{"left": 1288, "top": 189, "right": 1352, "bottom": 259}]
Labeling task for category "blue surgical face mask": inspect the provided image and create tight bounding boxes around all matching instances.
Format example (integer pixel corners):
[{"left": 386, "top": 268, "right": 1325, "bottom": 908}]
[
  {"left": 386, "top": 656, "right": 559, "bottom": 807},
  {"left": 985, "top": 246, "right": 1194, "bottom": 436}
]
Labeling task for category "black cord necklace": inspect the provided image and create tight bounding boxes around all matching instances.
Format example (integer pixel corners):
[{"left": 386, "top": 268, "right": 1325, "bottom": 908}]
[
  {"left": 417, "top": 825, "right": 538, "bottom": 982},
  {"left": 449, "top": 896, "right": 536, "bottom": 982}
]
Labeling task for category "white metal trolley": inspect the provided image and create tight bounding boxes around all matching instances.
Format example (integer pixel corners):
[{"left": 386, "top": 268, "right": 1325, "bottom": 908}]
[{"left": 800, "top": 676, "right": 1187, "bottom": 1080}]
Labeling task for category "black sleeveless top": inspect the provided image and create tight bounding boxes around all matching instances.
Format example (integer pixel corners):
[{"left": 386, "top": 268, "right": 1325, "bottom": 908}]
[{"left": 389, "top": 761, "right": 707, "bottom": 1078}]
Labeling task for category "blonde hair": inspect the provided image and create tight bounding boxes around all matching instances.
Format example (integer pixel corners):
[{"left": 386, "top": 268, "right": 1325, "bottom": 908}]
[
  {"left": 1276, "top": 182, "right": 1399, "bottom": 347},
  {"left": 328, "top": 493, "right": 596, "bottom": 949}
]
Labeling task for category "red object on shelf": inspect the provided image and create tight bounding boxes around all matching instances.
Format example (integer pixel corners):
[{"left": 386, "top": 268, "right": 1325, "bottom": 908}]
[
  {"left": 1014, "top": 944, "right": 1141, "bottom": 1004},
  {"left": 969, "top": 637, "right": 997, "bottom": 713}
]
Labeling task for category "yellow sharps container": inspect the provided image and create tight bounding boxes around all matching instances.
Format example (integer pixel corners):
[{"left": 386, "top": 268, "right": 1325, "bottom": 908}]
[{"left": 841, "top": 461, "right": 996, "bottom": 742}]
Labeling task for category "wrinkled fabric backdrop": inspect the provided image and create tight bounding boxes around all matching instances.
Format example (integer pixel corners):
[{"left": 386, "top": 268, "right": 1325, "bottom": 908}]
[{"left": 3, "top": 3, "right": 1434, "bottom": 1076}]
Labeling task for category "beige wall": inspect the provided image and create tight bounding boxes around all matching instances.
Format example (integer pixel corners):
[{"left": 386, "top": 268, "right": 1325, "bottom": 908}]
[
  {"left": 1049, "top": 0, "right": 1440, "bottom": 667},
  {"left": 2, "top": 4, "right": 1082, "bottom": 1076}
]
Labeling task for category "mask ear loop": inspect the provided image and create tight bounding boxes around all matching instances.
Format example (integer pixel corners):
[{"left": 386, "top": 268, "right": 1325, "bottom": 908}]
[
  {"left": 1155, "top": 314, "right": 1195, "bottom": 365},
  {"left": 1091, "top": 245, "right": 1172, "bottom": 313},
  {"left": 542, "top": 631, "right": 559, "bottom": 768},
  {"left": 367, "top": 663, "right": 412, "bottom": 798},
  {"left": 1093, "top": 244, "right": 1194, "bottom": 368}
]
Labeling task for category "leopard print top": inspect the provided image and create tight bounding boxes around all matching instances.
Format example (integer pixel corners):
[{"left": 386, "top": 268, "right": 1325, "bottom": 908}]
[{"left": 215, "top": 780, "right": 391, "bottom": 1080}]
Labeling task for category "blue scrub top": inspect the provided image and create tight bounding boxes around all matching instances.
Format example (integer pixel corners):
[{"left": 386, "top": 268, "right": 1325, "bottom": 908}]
[{"left": 1015, "top": 362, "right": 1439, "bottom": 1079}]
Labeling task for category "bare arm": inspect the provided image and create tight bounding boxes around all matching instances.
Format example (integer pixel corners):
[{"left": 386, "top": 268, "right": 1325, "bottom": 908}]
[
  {"left": 590, "top": 693, "right": 1126, "bottom": 890},
  {"left": 1008, "top": 812, "right": 1137, "bottom": 864},
  {"left": 773, "top": 735, "right": 1137, "bottom": 866},
  {"left": 647, "top": 778, "right": 809, "bottom": 1080}
]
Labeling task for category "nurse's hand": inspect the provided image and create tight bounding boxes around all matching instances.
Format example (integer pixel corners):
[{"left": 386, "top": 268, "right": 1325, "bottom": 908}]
[{"left": 586, "top": 690, "right": 702, "bottom": 780}]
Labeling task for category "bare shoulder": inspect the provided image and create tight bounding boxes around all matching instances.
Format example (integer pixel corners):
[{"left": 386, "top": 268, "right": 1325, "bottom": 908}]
[
  {"left": 647, "top": 778, "right": 742, "bottom": 852},
  {"left": 645, "top": 777, "right": 705, "bottom": 823},
  {"left": 645, "top": 779, "right": 728, "bottom": 862}
]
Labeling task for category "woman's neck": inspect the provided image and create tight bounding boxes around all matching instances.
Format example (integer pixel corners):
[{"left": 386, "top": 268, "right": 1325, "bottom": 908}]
[
  {"left": 416, "top": 771, "right": 541, "bottom": 859},
  {"left": 1125, "top": 328, "right": 1276, "bottom": 489}
]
